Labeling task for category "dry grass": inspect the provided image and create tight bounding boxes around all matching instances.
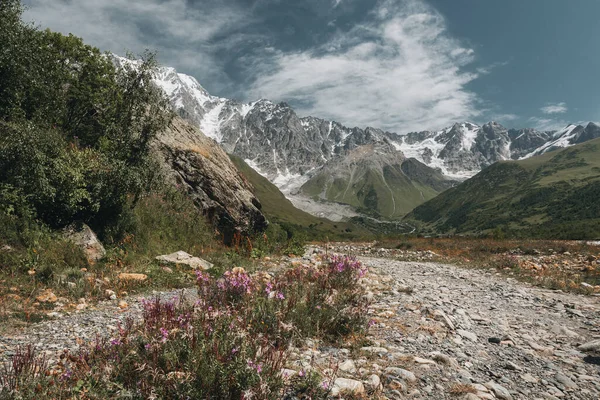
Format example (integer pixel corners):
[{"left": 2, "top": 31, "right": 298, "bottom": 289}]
[
  {"left": 373, "top": 237, "right": 600, "bottom": 294},
  {"left": 449, "top": 383, "right": 478, "bottom": 396}
]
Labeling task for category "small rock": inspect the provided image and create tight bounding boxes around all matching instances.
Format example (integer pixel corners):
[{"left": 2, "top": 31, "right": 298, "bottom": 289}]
[
  {"left": 360, "top": 346, "right": 388, "bottom": 355},
  {"left": 338, "top": 359, "right": 357, "bottom": 374},
  {"left": 485, "top": 381, "right": 512, "bottom": 400},
  {"left": 280, "top": 369, "right": 297, "bottom": 380},
  {"left": 578, "top": 339, "right": 600, "bottom": 352},
  {"left": 36, "top": 289, "right": 58, "bottom": 303},
  {"left": 365, "top": 374, "right": 381, "bottom": 391},
  {"left": 76, "top": 303, "right": 86, "bottom": 311},
  {"left": 46, "top": 312, "right": 61, "bottom": 318},
  {"left": 331, "top": 378, "right": 365, "bottom": 396},
  {"left": 432, "top": 309, "right": 455, "bottom": 330},
  {"left": 105, "top": 289, "right": 117, "bottom": 300},
  {"left": 457, "top": 329, "right": 478, "bottom": 342},
  {"left": 504, "top": 361, "right": 522, "bottom": 371},
  {"left": 555, "top": 373, "right": 577, "bottom": 389},
  {"left": 63, "top": 223, "right": 106, "bottom": 263},
  {"left": 155, "top": 251, "right": 213, "bottom": 270},
  {"left": 118, "top": 300, "right": 128, "bottom": 309},
  {"left": 414, "top": 356, "right": 436, "bottom": 365},
  {"left": 520, "top": 373, "right": 539, "bottom": 384},
  {"left": 384, "top": 367, "right": 417, "bottom": 383},
  {"left": 118, "top": 273, "right": 148, "bottom": 282}
]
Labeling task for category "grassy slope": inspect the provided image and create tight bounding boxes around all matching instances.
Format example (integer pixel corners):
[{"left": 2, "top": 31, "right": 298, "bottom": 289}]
[
  {"left": 301, "top": 158, "right": 453, "bottom": 219},
  {"left": 229, "top": 155, "right": 372, "bottom": 240},
  {"left": 406, "top": 138, "right": 600, "bottom": 239}
]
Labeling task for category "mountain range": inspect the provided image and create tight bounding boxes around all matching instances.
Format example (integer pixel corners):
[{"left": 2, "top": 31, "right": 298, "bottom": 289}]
[
  {"left": 407, "top": 137, "right": 600, "bottom": 239},
  {"left": 145, "top": 59, "right": 600, "bottom": 219}
]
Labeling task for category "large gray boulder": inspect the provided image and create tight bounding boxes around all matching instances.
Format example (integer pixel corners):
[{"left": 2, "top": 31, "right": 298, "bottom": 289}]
[
  {"left": 155, "top": 117, "right": 268, "bottom": 244},
  {"left": 155, "top": 251, "right": 213, "bottom": 270},
  {"left": 63, "top": 223, "right": 106, "bottom": 264}
]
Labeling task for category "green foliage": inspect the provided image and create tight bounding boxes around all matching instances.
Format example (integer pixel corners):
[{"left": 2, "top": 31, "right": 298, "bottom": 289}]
[
  {"left": 407, "top": 138, "right": 600, "bottom": 239},
  {"left": 0, "top": 1, "right": 172, "bottom": 236},
  {"left": 228, "top": 154, "right": 373, "bottom": 240}
]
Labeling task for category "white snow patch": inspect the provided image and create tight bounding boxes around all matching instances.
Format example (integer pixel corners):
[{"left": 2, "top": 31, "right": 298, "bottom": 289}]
[
  {"left": 522, "top": 124, "right": 579, "bottom": 158},
  {"left": 199, "top": 102, "right": 226, "bottom": 142}
]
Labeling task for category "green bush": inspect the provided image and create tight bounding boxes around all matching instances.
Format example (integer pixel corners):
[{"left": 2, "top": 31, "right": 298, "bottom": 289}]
[{"left": 0, "top": 0, "right": 172, "bottom": 237}]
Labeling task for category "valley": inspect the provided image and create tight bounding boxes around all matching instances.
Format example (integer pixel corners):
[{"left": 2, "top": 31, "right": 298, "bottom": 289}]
[{"left": 147, "top": 59, "right": 600, "bottom": 230}]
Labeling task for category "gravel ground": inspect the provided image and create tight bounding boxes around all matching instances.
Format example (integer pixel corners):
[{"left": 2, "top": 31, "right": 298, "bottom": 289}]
[{"left": 2, "top": 246, "right": 600, "bottom": 399}]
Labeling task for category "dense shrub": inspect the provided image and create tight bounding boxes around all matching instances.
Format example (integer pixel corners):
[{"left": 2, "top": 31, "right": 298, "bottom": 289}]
[{"left": 0, "top": 0, "right": 172, "bottom": 236}]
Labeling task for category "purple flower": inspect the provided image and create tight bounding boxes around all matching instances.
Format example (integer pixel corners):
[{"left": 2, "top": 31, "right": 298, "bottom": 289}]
[
  {"left": 160, "top": 327, "right": 169, "bottom": 343},
  {"left": 276, "top": 292, "right": 285, "bottom": 300},
  {"left": 298, "top": 370, "right": 305, "bottom": 377}
]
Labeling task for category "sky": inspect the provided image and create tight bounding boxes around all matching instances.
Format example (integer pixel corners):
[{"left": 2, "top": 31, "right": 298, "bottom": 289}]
[{"left": 22, "top": 0, "right": 600, "bottom": 133}]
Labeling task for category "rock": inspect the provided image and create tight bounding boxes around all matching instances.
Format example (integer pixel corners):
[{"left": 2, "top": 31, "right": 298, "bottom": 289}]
[
  {"left": 36, "top": 289, "right": 58, "bottom": 303},
  {"left": 462, "top": 394, "right": 480, "bottom": 400},
  {"left": 105, "top": 289, "right": 117, "bottom": 300},
  {"left": 555, "top": 373, "right": 577, "bottom": 389},
  {"left": 63, "top": 223, "right": 106, "bottom": 263},
  {"left": 365, "top": 374, "right": 381, "bottom": 391},
  {"left": 414, "top": 357, "right": 436, "bottom": 365},
  {"left": 118, "top": 273, "right": 148, "bottom": 282},
  {"left": 360, "top": 346, "right": 388, "bottom": 355},
  {"left": 485, "top": 381, "right": 512, "bottom": 400},
  {"left": 338, "top": 359, "right": 357, "bottom": 374},
  {"left": 551, "top": 325, "right": 580, "bottom": 338},
  {"left": 432, "top": 309, "right": 455, "bottom": 330},
  {"left": 118, "top": 301, "right": 128, "bottom": 309},
  {"left": 280, "top": 369, "right": 297, "bottom": 380},
  {"left": 457, "top": 329, "right": 478, "bottom": 342},
  {"left": 155, "top": 251, "right": 213, "bottom": 270},
  {"left": 430, "top": 352, "right": 459, "bottom": 368},
  {"left": 578, "top": 339, "right": 600, "bottom": 352},
  {"left": 76, "top": 303, "right": 87, "bottom": 311},
  {"left": 488, "top": 337, "right": 502, "bottom": 344},
  {"left": 384, "top": 367, "right": 417, "bottom": 383},
  {"left": 331, "top": 378, "right": 365, "bottom": 396},
  {"left": 520, "top": 373, "right": 539, "bottom": 384},
  {"left": 504, "top": 361, "right": 522, "bottom": 371},
  {"left": 46, "top": 312, "right": 61, "bottom": 319},
  {"left": 156, "top": 117, "right": 268, "bottom": 244}
]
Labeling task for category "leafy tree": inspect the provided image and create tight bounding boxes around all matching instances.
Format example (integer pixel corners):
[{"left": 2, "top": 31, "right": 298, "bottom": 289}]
[{"left": 0, "top": 0, "right": 173, "bottom": 237}]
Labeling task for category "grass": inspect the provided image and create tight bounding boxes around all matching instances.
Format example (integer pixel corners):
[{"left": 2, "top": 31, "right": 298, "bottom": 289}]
[
  {"left": 229, "top": 154, "right": 372, "bottom": 240},
  {"left": 407, "top": 138, "right": 600, "bottom": 239},
  {"left": 0, "top": 188, "right": 282, "bottom": 332},
  {"left": 298, "top": 153, "right": 452, "bottom": 220}
]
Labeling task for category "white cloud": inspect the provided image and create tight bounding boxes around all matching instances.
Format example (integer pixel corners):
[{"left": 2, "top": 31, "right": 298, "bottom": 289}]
[
  {"left": 528, "top": 117, "right": 569, "bottom": 131},
  {"left": 22, "top": 0, "right": 256, "bottom": 94},
  {"left": 490, "top": 113, "right": 519, "bottom": 123},
  {"left": 247, "top": 0, "right": 480, "bottom": 132},
  {"left": 540, "top": 102, "right": 568, "bottom": 115}
]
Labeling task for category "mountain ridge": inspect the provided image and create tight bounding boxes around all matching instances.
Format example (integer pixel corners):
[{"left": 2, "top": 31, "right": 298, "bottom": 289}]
[
  {"left": 144, "top": 58, "right": 600, "bottom": 185},
  {"left": 406, "top": 137, "right": 600, "bottom": 239}
]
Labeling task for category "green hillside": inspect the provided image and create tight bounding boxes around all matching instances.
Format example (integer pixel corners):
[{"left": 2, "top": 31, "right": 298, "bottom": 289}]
[
  {"left": 407, "top": 138, "right": 600, "bottom": 239},
  {"left": 229, "top": 155, "right": 371, "bottom": 239},
  {"left": 300, "top": 146, "right": 454, "bottom": 220}
]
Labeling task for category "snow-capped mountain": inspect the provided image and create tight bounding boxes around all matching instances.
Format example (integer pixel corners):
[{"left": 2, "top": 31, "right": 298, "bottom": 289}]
[{"left": 146, "top": 59, "right": 600, "bottom": 188}]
